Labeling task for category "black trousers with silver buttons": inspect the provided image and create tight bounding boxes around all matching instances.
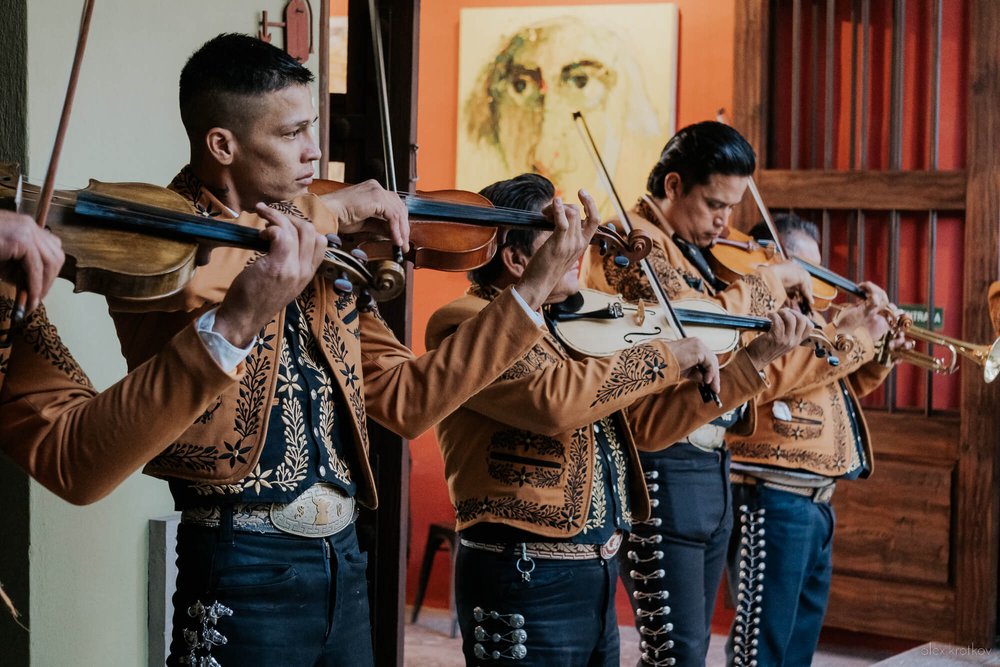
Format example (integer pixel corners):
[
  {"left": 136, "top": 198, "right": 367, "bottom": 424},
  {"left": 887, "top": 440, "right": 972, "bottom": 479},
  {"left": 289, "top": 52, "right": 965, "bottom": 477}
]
[{"left": 619, "top": 444, "right": 732, "bottom": 667}]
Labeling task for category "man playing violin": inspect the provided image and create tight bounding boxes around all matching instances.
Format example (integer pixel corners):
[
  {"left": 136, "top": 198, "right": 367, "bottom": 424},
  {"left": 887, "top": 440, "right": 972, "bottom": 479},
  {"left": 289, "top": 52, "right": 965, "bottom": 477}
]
[
  {"left": 580, "top": 120, "right": 885, "bottom": 665},
  {"left": 0, "top": 206, "right": 328, "bottom": 504},
  {"left": 724, "top": 213, "right": 906, "bottom": 666},
  {"left": 427, "top": 173, "right": 815, "bottom": 666},
  {"left": 106, "top": 34, "right": 598, "bottom": 667}
]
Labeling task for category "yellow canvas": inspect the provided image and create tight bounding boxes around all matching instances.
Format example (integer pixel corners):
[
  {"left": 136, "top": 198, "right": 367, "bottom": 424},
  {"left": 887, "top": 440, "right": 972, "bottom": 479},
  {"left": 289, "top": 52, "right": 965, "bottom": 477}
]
[{"left": 457, "top": 3, "right": 678, "bottom": 215}]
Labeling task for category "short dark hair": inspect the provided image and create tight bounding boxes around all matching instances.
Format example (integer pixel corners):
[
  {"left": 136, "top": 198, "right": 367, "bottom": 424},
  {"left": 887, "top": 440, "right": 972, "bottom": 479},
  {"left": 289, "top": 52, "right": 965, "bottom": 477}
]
[
  {"left": 468, "top": 173, "right": 555, "bottom": 287},
  {"left": 646, "top": 121, "right": 756, "bottom": 197},
  {"left": 179, "top": 33, "right": 314, "bottom": 141},
  {"left": 750, "top": 212, "right": 820, "bottom": 249}
]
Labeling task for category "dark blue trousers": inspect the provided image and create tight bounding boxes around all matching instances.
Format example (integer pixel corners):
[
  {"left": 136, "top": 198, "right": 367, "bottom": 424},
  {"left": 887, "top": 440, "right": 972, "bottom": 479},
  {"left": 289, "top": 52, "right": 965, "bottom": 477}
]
[
  {"left": 167, "top": 522, "right": 373, "bottom": 667},
  {"left": 726, "top": 483, "right": 835, "bottom": 666},
  {"left": 619, "top": 444, "right": 733, "bottom": 666},
  {"left": 455, "top": 544, "right": 619, "bottom": 666}
]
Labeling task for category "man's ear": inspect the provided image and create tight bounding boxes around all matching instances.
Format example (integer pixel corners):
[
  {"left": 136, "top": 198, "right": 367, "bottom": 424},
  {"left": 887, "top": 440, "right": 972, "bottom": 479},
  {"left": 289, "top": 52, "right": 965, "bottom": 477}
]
[
  {"left": 662, "top": 172, "right": 683, "bottom": 202},
  {"left": 500, "top": 245, "right": 530, "bottom": 280},
  {"left": 205, "top": 127, "right": 237, "bottom": 166}
]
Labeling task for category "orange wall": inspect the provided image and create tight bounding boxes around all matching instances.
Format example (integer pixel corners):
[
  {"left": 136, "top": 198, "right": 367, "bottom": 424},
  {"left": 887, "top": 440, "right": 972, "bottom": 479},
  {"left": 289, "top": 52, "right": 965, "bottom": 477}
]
[{"left": 406, "top": 0, "right": 737, "bottom": 616}]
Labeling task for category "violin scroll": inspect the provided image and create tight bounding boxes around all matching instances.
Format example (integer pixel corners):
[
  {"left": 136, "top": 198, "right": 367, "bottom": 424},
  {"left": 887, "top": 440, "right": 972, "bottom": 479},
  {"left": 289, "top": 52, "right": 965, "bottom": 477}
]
[{"left": 593, "top": 224, "right": 652, "bottom": 267}]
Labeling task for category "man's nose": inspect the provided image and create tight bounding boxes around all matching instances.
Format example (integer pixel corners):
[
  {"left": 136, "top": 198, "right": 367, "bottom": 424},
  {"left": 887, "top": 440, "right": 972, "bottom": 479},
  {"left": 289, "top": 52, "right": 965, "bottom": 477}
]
[{"left": 304, "top": 134, "right": 322, "bottom": 162}]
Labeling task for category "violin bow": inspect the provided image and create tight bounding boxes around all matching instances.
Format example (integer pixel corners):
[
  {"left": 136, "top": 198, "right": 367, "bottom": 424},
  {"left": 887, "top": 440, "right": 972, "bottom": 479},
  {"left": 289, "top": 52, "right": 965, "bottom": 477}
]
[
  {"left": 367, "top": 0, "right": 404, "bottom": 267},
  {"left": 5, "top": 0, "right": 95, "bottom": 333},
  {"left": 572, "top": 110, "right": 721, "bottom": 406}
]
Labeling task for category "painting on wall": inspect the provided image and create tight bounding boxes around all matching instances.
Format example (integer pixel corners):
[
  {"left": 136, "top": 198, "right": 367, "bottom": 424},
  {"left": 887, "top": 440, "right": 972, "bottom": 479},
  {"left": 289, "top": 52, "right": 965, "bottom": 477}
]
[{"left": 456, "top": 3, "right": 678, "bottom": 215}]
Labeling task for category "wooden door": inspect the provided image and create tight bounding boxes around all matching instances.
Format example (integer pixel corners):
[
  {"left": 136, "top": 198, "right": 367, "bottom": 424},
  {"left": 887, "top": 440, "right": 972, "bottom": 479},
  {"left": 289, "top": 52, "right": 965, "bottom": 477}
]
[
  {"left": 733, "top": 0, "right": 999, "bottom": 647},
  {"left": 328, "top": 1, "right": 420, "bottom": 664}
]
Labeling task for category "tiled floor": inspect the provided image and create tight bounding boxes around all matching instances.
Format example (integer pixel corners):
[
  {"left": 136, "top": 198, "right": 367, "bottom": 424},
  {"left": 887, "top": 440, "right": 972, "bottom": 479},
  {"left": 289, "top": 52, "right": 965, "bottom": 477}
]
[{"left": 404, "top": 606, "right": 896, "bottom": 666}]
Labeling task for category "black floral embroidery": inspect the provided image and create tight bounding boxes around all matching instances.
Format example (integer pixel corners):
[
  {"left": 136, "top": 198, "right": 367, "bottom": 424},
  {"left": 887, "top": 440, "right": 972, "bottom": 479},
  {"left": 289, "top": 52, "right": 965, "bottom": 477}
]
[
  {"left": 268, "top": 201, "right": 310, "bottom": 222},
  {"left": 590, "top": 345, "right": 667, "bottom": 407},
  {"left": 457, "top": 426, "right": 590, "bottom": 531},
  {"left": 489, "top": 430, "right": 565, "bottom": 457},
  {"left": 498, "top": 344, "right": 557, "bottom": 381},
  {"left": 488, "top": 462, "right": 562, "bottom": 488},
  {"left": 19, "top": 304, "right": 92, "bottom": 389},
  {"left": 468, "top": 283, "right": 498, "bottom": 302},
  {"left": 168, "top": 167, "right": 224, "bottom": 218},
  {"left": 149, "top": 443, "right": 218, "bottom": 473},
  {"left": 731, "top": 386, "right": 853, "bottom": 471},
  {"left": 194, "top": 397, "right": 223, "bottom": 425},
  {"left": 739, "top": 273, "right": 777, "bottom": 316}
]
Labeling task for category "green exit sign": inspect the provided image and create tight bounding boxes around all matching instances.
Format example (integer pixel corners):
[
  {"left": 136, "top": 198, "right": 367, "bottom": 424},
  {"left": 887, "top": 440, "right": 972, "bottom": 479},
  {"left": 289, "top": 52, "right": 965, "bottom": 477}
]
[{"left": 899, "top": 304, "right": 944, "bottom": 330}]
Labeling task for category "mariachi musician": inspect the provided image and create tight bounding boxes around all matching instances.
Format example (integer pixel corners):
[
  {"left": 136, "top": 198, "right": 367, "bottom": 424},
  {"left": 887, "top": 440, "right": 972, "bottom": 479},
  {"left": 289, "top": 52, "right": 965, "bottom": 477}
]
[
  {"left": 427, "top": 173, "right": 814, "bottom": 666},
  {"left": 724, "top": 213, "right": 906, "bottom": 666},
  {"left": 0, "top": 206, "right": 320, "bottom": 504},
  {"left": 581, "top": 121, "right": 886, "bottom": 666}
]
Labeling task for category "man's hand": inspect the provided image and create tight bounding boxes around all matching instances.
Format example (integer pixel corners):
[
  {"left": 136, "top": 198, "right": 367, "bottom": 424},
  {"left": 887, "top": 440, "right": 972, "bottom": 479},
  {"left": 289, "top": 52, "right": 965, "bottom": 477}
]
[
  {"left": 770, "top": 259, "right": 814, "bottom": 309},
  {"left": 213, "top": 204, "right": 328, "bottom": 348},
  {"left": 0, "top": 210, "right": 64, "bottom": 313},
  {"left": 317, "top": 179, "right": 410, "bottom": 250},
  {"left": 667, "top": 337, "right": 721, "bottom": 395},
  {"left": 834, "top": 301, "right": 891, "bottom": 342},
  {"left": 515, "top": 190, "right": 601, "bottom": 310},
  {"left": 745, "top": 308, "right": 815, "bottom": 370}
]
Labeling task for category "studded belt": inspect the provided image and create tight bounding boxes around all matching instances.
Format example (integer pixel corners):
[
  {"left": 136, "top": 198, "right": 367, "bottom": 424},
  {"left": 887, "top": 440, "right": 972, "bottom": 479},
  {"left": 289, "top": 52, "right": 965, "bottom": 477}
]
[
  {"left": 461, "top": 531, "right": 623, "bottom": 561},
  {"left": 181, "top": 482, "right": 357, "bottom": 537},
  {"left": 731, "top": 473, "right": 836, "bottom": 504}
]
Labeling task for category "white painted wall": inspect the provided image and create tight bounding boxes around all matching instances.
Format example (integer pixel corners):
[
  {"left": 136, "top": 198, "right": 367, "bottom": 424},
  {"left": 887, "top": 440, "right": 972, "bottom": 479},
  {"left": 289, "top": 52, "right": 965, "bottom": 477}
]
[{"left": 25, "top": 2, "right": 320, "bottom": 664}]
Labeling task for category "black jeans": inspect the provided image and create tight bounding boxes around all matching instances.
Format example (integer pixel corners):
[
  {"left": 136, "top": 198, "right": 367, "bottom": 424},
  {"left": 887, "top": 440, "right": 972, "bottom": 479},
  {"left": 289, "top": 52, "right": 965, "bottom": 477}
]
[
  {"left": 455, "top": 544, "right": 620, "bottom": 666},
  {"left": 168, "top": 522, "right": 373, "bottom": 667},
  {"left": 619, "top": 444, "right": 732, "bottom": 667}
]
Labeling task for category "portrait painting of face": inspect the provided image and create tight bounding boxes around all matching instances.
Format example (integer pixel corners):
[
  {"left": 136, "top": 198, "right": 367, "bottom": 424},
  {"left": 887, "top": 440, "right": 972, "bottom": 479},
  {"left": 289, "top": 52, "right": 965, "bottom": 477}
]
[{"left": 456, "top": 4, "right": 678, "bottom": 216}]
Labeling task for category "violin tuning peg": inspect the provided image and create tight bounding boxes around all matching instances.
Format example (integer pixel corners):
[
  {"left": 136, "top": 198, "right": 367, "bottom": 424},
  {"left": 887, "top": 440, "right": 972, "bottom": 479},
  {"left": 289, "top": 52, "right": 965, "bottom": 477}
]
[
  {"left": 357, "top": 289, "right": 373, "bottom": 312},
  {"left": 350, "top": 248, "right": 369, "bottom": 263},
  {"left": 613, "top": 254, "right": 630, "bottom": 268},
  {"left": 813, "top": 343, "right": 826, "bottom": 359},
  {"left": 605, "top": 222, "right": 618, "bottom": 233},
  {"left": 326, "top": 233, "right": 343, "bottom": 249},
  {"left": 334, "top": 274, "right": 354, "bottom": 295},
  {"left": 393, "top": 246, "right": 405, "bottom": 265},
  {"left": 598, "top": 239, "right": 609, "bottom": 256}
]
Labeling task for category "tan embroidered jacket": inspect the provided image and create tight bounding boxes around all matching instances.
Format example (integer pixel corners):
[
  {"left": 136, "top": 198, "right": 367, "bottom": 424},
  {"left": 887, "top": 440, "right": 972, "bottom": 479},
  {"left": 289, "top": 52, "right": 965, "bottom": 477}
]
[
  {"left": 426, "top": 287, "right": 769, "bottom": 538},
  {"left": 728, "top": 315, "right": 891, "bottom": 477},
  {"left": 0, "top": 282, "right": 240, "bottom": 505},
  {"left": 109, "top": 190, "right": 543, "bottom": 509},
  {"left": 581, "top": 199, "right": 787, "bottom": 316}
]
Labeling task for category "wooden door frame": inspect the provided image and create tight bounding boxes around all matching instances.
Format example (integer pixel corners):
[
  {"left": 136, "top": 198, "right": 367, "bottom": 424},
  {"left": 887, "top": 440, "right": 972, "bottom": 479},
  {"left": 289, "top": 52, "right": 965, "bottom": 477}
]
[
  {"left": 331, "top": 1, "right": 420, "bottom": 664},
  {"left": 733, "top": 0, "right": 1000, "bottom": 647}
]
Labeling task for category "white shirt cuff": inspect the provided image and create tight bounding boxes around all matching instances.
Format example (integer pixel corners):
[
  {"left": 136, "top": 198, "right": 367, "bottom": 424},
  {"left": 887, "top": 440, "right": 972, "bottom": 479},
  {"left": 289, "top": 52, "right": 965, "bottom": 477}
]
[
  {"left": 195, "top": 308, "right": 256, "bottom": 373},
  {"left": 510, "top": 287, "right": 545, "bottom": 327}
]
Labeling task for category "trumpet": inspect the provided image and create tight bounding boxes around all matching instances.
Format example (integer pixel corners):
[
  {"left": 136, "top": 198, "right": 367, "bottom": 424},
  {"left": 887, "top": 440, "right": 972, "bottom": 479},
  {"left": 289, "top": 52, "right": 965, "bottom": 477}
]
[{"left": 878, "top": 320, "right": 1000, "bottom": 383}]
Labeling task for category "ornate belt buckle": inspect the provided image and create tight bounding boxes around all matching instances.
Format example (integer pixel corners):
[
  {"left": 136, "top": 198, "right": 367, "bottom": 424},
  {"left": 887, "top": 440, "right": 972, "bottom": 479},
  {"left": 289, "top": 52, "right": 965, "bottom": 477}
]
[
  {"left": 600, "top": 531, "right": 623, "bottom": 560},
  {"left": 813, "top": 484, "right": 835, "bottom": 504},
  {"left": 270, "top": 483, "right": 355, "bottom": 538},
  {"left": 687, "top": 422, "right": 726, "bottom": 449}
]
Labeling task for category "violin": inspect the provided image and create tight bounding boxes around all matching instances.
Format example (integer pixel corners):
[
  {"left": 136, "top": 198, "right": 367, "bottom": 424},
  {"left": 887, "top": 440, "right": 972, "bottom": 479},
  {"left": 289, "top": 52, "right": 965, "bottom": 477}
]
[
  {"left": 547, "top": 289, "right": 844, "bottom": 365},
  {"left": 0, "top": 165, "right": 397, "bottom": 304},
  {"left": 570, "top": 111, "right": 721, "bottom": 405},
  {"left": 308, "top": 179, "right": 652, "bottom": 273},
  {"left": 709, "top": 226, "right": 840, "bottom": 309}
]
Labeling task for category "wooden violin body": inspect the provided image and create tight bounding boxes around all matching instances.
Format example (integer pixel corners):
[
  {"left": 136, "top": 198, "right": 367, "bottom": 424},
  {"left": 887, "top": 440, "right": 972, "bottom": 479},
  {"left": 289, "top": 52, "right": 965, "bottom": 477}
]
[
  {"left": 308, "top": 179, "right": 653, "bottom": 272},
  {"left": 547, "top": 288, "right": 844, "bottom": 366},
  {"left": 547, "top": 288, "right": 745, "bottom": 360},
  {"left": 709, "top": 227, "right": 838, "bottom": 309},
  {"left": 0, "top": 164, "right": 390, "bottom": 303}
]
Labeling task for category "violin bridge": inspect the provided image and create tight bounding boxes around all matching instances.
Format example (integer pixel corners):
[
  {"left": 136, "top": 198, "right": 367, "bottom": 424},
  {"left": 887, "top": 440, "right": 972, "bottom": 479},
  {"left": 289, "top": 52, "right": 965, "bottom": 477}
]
[{"left": 635, "top": 300, "right": 647, "bottom": 326}]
